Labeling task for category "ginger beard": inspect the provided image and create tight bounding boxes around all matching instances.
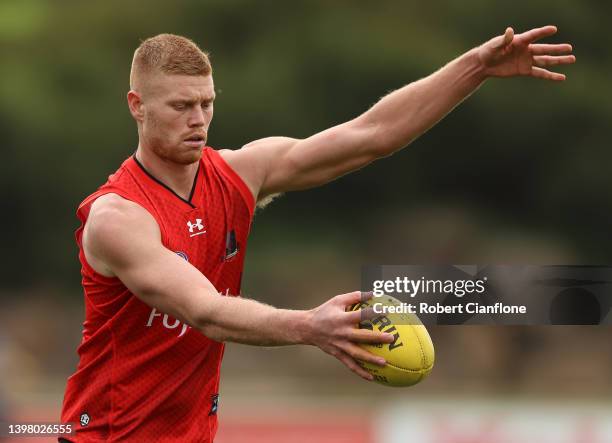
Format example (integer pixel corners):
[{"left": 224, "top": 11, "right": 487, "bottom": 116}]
[
  {"left": 136, "top": 73, "right": 214, "bottom": 166},
  {"left": 142, "top": 108, "right": 206, "bottom": 165}
]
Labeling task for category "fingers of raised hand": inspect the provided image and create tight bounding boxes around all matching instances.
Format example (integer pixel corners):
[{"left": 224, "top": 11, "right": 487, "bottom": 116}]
[
  {"left": 518, "top": 25, "right": 558, "bottom": 44},
  {"left": 528, "top": 39, "right": 574, "bottom": 80},
  {"left": 502, "top": 27, "right": 514, "bottom": 47},
  {"left": 492, "top": 27, "right": 514, "bottom": 49},
  {"left": 531, "top": 66, "right": 566, "bottom": 81},
  {"left": 533, "top": 55, "right": 576, "bottom": 67},
  {"left": 530, "top": 43, "right": 573, "bottom": 55}
]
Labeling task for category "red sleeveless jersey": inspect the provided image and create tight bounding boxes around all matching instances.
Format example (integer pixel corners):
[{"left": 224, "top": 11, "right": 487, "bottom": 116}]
[{"left": 61, "top": 148, "right": 255, "bottom": 442}]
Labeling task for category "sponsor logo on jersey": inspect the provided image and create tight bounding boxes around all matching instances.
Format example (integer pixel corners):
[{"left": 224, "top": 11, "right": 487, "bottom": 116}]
[
  {"left": 146, "top": 309, "right": 191, "bottom": 337},
  {"left": 187, "top": 218, "right": 206, "bottom": 237},
  {"left": 145, "top": 289, "right": 232, "bottom": 337}
]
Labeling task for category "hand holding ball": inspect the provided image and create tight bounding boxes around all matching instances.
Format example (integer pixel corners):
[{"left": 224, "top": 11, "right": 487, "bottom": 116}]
[{"left": 348, "top": 294, "right": 435, "bottom": 387}]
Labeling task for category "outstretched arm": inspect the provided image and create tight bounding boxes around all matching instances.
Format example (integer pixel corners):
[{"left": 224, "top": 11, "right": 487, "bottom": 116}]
[
  {"left": 83, "top": 194, "right": 392, "bottom": 380},
  {"left": 223, "top": 25, "right": 575, "bottom": 200}
]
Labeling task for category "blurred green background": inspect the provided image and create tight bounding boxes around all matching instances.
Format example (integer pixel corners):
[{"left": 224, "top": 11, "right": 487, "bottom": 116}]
[{"left": 1, "top": 0, "right": 611, "bottom": 441}]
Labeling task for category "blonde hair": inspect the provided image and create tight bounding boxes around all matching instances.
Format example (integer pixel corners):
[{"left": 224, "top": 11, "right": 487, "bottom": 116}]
[{"left": 130, "top": 33, "right": 212, "bottom": 91}]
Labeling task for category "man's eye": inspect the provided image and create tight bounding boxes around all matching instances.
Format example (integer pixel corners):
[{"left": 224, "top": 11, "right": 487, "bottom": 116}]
[{"left": 173, "top": 104, "right": 185, "bottom": 111}]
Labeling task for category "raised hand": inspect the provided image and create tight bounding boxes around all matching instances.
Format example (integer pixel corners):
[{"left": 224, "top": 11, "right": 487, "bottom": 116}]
[
  {"left": 304, "top": 291, "right": 394, "bottom": 381},
  {"left": 477, "top": 25, "right": 575, "bottom": 81}
]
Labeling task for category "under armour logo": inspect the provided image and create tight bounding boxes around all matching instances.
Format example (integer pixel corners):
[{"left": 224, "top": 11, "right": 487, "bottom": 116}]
[{"left": 187, "top": 219, "right": 206, "bottom": 237}]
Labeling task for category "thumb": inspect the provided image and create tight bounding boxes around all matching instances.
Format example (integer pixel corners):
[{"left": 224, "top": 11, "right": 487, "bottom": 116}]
[{"left": 493, "top": 27, "right": 514, "bottom": 49}]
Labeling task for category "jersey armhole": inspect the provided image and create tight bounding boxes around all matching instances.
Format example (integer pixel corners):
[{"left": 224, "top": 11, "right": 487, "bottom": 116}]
[
  {"left": 76, "top": 190, "right": 168, "bottom": 282},
  {"left": 207, "top": 148, "right": 256, "bottom": 217}
]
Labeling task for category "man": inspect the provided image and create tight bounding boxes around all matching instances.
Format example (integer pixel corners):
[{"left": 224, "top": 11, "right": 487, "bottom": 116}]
[{"left": 60, "top": 26, "right": 574, "bottom": 442}]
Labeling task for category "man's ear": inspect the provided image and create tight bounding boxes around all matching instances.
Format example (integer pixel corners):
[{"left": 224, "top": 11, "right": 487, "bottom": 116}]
[{"left": 127, "top": 90, "right": 145, "bottom": 121}]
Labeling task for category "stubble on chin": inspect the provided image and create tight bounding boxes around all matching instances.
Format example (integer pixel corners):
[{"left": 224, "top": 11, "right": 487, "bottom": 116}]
[
  {"left": 175, "top": 146, "right": 204, "bottom": 165},
  {"left": 150, "top": 139, "right": 203, "bottom": 165},
  {"left": 142, "top": 116, "right": 205, "bottom": 166}
]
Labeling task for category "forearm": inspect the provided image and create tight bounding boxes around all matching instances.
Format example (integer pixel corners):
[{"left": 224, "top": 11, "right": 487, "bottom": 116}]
[
  {"left": 197, "top": 295, "right": 312, "bottom": 346},
  {"left": 365, "top": 48, "right": 487, "bottom": 154}
]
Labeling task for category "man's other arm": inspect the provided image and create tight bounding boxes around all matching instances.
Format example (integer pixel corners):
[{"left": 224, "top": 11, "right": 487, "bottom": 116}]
[{"left": 82, "top": 194, "right": 392, "bottom": 379}]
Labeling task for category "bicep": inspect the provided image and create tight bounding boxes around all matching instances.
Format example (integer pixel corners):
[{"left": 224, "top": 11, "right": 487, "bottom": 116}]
[
  {"left": 270, "top": 118, "right": 379, "bottom": 192},
  {"left": 85, "top": 197, "right": 219, "bottom": 328},
  {"left": 234, "top": 116, "right": 380, "bottom": 199}
]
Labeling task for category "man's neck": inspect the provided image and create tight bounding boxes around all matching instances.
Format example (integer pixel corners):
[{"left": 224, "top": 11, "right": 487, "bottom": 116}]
[{"left": 135, "top": 145, "right": 200, "bottom": 201}]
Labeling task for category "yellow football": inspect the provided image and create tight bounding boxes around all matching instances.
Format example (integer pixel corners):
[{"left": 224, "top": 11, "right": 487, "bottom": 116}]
[{"left": 348, "top": 295, "right": 435, "bottom": 387}]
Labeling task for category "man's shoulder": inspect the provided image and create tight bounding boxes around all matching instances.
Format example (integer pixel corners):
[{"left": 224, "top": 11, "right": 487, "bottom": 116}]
[
  {"left": 213, "top": 141, "right": 291, "bottom": 198},
  {"left": 91, "top": 192, "right": 137, "bottom": 212},
  {"left": 85, "top": 193, "right": 160, "bottom": 262},
  {"left": 209, "top": 147, "right": 260, "bottom": 206},
  {"left": 90, "top": 193, "right": 153, "bottom": 223},
  {"left": 215, "top": 147, "right": 246, "bottom": 172},
  {"left": 83, "top": 193, "right": 161, "bottom": 277}
]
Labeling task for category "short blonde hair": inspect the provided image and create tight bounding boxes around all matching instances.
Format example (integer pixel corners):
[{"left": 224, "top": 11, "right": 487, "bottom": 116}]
[{"left": 130, "top": 33, "right": 212, "bottom": 91}]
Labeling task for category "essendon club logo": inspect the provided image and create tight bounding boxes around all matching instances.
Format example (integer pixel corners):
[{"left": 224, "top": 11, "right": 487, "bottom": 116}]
[{"left": 223, "top": 230, "right": 239, "bottom": 261}]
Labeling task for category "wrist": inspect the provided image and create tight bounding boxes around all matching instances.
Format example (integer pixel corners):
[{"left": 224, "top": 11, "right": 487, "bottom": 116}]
[
  {"left": 466, "top": 47, "right": 489, "bottom": 82},
  {"left": 293, "top": 309, "right": 314, "bottom": 345}
]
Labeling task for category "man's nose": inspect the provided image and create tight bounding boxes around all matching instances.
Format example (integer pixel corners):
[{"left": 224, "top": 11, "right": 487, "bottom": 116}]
[{"left": 188, "top": 106, "right": 206, "bottom": 127}]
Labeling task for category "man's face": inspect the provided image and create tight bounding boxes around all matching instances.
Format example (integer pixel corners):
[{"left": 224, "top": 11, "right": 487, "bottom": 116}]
[{"left": 137, "top": 73, "right": 215, "bottom": 165}]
